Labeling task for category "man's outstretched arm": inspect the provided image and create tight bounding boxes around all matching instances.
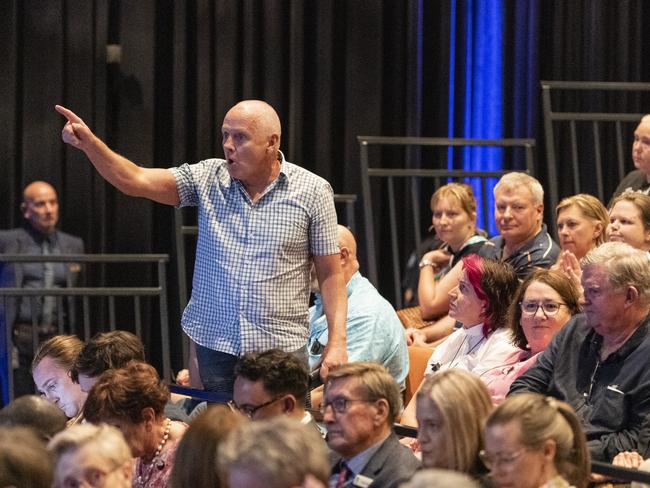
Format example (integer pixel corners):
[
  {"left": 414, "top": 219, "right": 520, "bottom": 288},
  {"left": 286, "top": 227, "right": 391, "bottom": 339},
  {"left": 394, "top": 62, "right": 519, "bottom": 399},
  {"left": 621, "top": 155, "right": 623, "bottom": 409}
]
[{"left": 56, "top": 105, "right": 179, "bottom": 205}]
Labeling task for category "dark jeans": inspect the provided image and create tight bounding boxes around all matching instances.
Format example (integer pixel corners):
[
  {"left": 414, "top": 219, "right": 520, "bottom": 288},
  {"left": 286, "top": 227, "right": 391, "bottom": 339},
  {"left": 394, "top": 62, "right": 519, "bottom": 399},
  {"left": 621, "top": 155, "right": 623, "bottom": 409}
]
[{"left": 196, "top": 345, "right": 309, "bottom": 401}]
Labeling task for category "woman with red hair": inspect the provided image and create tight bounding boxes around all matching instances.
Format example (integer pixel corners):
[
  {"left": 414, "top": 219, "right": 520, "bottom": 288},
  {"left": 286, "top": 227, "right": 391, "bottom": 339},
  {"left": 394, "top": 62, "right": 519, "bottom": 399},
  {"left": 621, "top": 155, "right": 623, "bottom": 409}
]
[{"left": 401, "top": 255, "right": 520, "bottom": 427}]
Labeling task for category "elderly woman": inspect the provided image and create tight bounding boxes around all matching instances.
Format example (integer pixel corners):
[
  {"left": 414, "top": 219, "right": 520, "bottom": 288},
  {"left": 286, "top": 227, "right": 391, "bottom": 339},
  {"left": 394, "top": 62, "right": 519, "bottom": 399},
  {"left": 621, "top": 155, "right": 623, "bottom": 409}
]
[
  {"left": 482, "top": 269, "right": 581, "bottom": 404},
  {"left": 607, "top": 192, "right": 650, "bottom": 251},
  {"left": 401, "top": 255, "right": 520, "bottom": 426},
  {"left": 84, "top": 360, "right": 188, "bottom": 488},
  {"left": 416, "top": 369, "right": 493, "bottom": 478},
  {"left": 48, "top": 423, "right": 132, "bottom": 488},
  {"left": 483, "top": 393, "right": 590, "bottom": 488}
]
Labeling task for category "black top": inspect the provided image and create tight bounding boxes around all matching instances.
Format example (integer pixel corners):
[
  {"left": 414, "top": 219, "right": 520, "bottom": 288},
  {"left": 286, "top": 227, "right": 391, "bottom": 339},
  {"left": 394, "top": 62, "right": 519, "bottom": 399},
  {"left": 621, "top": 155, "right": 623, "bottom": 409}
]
[{"left": 510, "top": 312, "right": 650, "bottom": 461}]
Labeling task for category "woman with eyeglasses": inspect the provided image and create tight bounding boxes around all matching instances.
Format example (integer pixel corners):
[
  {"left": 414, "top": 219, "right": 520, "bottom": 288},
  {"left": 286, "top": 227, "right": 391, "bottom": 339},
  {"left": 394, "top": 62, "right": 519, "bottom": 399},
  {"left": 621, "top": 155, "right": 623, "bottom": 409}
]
[
  {"left": 482, "top": 269, "right": 581, "bottom": 404},
  {"left": 400, "top": 254, "right": 520, "bottom": 427},
  {"left": 482, "top": 393, "right": 590, "bottom": 488}
]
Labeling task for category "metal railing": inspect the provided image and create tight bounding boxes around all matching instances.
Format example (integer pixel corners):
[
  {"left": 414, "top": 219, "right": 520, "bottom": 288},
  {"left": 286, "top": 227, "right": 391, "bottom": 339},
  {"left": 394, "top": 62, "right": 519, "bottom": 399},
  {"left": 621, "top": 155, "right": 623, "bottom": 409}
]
[
  {"left": 358, "top": 136, "right": 536, "bottom": 308},
  {"left": 541, "top": 80, "right": 650, "bottom": 234},
  {"left": 173, "top": 194, "right": 358, "bottom": 365},
  {"left": 0, "top": 254, "right": 170, "bottom": 401}
]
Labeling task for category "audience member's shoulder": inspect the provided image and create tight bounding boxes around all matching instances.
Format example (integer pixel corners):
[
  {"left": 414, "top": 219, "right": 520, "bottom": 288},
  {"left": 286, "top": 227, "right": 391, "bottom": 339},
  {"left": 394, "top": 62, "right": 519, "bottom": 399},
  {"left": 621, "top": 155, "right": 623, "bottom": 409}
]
[
  {"left": 56, "top": 229, "right": 84, "bottom": 249},
  {"left": 613, "top": 169, "right": 648, "bottom": 199}
]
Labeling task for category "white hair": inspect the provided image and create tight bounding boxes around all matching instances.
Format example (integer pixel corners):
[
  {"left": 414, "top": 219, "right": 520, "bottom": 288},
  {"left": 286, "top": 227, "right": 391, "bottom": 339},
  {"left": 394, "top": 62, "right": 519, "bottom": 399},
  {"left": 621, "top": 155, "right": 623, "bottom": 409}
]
[{"left": 493, "top": 172, "right": 544, "bottom": 205}]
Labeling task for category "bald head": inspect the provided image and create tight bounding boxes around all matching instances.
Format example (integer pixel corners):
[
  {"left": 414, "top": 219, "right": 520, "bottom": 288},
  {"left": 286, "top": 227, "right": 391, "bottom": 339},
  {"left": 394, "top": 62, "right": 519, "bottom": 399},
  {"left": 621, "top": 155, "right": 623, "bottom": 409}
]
[
  {"left": 21, "top": 181, "right": 59, "bottom": 234},
  {"left": 337, "top": 225, "right": 359, "bottom": 281},
  {"left": 337, "top": 225, "right": 357, "bottom": 256},
  {"left": 227, "top": 100, "right": 281, "bottom": 142},
  {"left": 0, "top": 395, "right": 67, "bottom": 440}
]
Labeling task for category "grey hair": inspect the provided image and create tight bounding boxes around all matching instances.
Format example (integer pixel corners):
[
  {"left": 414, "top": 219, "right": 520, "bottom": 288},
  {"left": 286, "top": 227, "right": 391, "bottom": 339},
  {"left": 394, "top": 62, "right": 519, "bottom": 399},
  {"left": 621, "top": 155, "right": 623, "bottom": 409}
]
[
  {"left": 493, "top": 172, "right": 544, "bottom": 205},
  {"left": 48, "top": 423, "right": 131, "bottom": 469},
  {"left": 581, "top": 241, "right": 650, "bottom": 305},
  {"left": 218, "top": 417, "right": 329, "bottom": 488},
  {"left": 399, "top": 469, "right": 479, "bottom": 488}
]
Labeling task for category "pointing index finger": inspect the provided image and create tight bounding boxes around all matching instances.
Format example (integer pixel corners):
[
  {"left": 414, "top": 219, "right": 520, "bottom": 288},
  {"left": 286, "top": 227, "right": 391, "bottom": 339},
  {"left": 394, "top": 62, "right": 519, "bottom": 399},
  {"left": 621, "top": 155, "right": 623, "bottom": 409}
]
[{"left": 55, "top": 105, "right": 83, "bottom": 124}]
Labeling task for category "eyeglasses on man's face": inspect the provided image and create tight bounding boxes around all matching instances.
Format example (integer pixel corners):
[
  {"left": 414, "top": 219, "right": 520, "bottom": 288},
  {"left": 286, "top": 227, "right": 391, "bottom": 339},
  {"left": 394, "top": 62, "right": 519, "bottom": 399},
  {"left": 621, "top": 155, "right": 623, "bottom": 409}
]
[
  {"left": 320, "top": 396, "right": 373, "bottom": 415},
  {"left": 228, "top": 396, "right": 283, "bottom": 419},
  {"left": 519, "top": 300, "right": 566, "bottom": 316}
]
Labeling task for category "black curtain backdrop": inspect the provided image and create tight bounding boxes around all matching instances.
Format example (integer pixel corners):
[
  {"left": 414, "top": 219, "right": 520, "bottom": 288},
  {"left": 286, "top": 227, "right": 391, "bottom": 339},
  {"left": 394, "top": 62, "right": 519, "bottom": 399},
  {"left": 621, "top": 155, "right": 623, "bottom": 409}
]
[{"left": 1, "top": 0, "right": 650, "bottom": 372}]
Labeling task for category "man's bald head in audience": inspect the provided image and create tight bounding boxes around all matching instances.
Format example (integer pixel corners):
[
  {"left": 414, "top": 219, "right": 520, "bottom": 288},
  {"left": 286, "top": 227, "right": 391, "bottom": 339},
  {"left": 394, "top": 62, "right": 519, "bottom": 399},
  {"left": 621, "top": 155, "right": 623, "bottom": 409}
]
[
  {"left": 633, "top": 115, "right": 650, "bottom": 175},
  {"left": 21, "top": 181, "right": 59, "bottom": 234},
  {"left": 0, "top": 395, "right": 67, "bottom": 441}
]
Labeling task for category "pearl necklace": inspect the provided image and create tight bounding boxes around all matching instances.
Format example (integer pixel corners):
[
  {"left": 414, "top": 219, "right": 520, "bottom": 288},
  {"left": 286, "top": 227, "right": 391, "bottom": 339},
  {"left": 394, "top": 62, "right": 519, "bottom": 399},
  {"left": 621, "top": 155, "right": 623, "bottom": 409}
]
[{"left": 135, "top": 418, "right": 172, "bottom": 488}]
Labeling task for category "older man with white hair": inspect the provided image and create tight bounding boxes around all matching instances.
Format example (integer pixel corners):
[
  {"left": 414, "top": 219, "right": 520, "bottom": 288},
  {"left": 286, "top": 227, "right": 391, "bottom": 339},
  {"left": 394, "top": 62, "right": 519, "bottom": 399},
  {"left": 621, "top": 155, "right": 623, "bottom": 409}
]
[{"left": 510, "top": 241, "right": 650, "bottom": 462}]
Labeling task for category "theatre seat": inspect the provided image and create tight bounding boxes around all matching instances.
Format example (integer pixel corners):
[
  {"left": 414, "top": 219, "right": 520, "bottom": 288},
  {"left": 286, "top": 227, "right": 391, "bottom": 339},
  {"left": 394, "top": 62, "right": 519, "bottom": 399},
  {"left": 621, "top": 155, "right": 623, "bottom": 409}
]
[{"left": 404, "top": 345, "right": 434, "bottom": 406}]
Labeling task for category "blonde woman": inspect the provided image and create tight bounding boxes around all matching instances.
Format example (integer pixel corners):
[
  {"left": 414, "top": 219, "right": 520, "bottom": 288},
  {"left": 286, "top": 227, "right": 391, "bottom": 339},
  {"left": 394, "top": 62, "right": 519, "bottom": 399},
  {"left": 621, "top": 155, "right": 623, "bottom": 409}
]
[
  {"left": 554, "top": 194, "right": 608, "bottom": 287},
  {"left": 416, "top": 369, "right": 493, "bottom": 478},
  {"left": 483, "top": 393, "right": 590, "bottom": 488}
]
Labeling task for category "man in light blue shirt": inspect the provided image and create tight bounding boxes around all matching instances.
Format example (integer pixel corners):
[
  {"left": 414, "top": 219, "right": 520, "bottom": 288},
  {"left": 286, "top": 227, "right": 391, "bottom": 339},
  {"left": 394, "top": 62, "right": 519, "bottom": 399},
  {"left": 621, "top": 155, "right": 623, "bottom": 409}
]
[{"left": 309, "top": 226, "right": 408, "bottom": 390}]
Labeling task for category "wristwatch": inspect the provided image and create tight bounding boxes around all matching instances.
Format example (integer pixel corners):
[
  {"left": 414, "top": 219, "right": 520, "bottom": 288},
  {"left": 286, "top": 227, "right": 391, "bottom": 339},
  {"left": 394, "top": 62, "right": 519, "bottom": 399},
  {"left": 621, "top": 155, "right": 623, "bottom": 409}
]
[{"left": 418, "top": 258, "right": 439, "bottom": 270}]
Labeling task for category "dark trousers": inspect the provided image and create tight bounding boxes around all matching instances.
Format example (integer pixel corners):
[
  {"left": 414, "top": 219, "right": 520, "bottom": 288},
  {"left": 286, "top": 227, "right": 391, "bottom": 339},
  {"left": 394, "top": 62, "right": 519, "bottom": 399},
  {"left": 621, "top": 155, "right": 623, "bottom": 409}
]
[{"left": 195, "top": 344, "right": 308, "bottom": 401}]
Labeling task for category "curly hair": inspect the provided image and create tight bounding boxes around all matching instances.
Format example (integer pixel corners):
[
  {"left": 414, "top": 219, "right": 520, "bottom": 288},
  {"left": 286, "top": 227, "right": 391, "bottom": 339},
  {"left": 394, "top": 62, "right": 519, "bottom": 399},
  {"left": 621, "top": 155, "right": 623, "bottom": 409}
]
[
  {"left": 83, "top": 361, "right": 168, "bottom": 424},
  {"left": 462, "top": 254, "right": 518, "bottom": 337},
  {"left": 234, "top": 349, "right": 309, "bottom": 404}
]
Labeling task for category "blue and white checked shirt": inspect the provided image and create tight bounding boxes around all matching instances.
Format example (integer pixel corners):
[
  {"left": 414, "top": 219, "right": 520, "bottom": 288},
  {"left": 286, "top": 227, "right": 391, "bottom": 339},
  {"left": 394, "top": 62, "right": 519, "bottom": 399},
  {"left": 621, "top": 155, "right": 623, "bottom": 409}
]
[{"left": 169, "top": 152, "right": 338, "bottom": 355}]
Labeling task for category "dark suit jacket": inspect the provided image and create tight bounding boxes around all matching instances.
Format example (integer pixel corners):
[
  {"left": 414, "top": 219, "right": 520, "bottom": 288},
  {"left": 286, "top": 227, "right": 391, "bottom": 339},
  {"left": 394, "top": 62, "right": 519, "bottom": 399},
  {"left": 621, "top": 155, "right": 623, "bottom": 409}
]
[{"left": 331, "top": 432, "right": 420, "bottom": 488}]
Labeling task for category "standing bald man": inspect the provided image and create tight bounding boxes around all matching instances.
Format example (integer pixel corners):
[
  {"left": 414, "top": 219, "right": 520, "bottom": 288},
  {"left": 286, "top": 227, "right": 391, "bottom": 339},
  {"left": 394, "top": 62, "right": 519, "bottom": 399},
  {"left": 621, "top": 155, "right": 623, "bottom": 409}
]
[
  {"left": 55, "top": 101, "right": 347, "bottom": 397},
  {"left": 0, "top": 181, "right": 84, "bottom": 403}
]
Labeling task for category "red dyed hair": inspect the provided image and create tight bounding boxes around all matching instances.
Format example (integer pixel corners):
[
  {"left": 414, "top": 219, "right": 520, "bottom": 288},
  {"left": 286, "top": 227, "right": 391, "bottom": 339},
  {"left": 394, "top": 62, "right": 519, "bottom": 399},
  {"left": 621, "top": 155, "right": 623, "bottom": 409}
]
[{"left": 460, "top": 254, "right": 518, "bottom": 337}]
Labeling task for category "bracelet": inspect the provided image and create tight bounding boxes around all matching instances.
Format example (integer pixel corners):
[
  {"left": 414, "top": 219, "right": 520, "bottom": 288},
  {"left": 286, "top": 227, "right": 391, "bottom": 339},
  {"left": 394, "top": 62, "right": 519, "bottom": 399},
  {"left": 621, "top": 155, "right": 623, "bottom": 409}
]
[{"left": 418, "top": 258, "right": 439, "bottom": 271}]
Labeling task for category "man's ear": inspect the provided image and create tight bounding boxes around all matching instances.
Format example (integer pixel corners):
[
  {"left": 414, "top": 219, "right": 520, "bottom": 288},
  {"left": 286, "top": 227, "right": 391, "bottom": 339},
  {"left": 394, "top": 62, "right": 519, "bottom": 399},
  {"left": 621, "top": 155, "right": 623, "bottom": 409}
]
[
  {"left": 282, "top": 394, "right": 297, "bottom": 414},
  {"left": 20, "top": 202, "right": 28, "bottom": 218},
  {"left": 372, "top": 398, "right": 390, "bottom": 426},
  {"left": 339, "top": 246, "right": 350, "bottom": 261},
  {"left": 626, "top": 286, "right": 639, "bottom": 305}
]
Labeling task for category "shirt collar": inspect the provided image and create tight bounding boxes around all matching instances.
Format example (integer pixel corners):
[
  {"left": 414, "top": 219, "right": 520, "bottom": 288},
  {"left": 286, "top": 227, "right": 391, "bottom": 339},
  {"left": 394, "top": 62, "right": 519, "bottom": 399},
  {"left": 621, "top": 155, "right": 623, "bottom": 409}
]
[
  {"left": 221, "top": 150, "right": 289, "bottom": 189},
  {"left": 343, "top": 431, "right": 391, "bottom": 475},
  {"left": 588, "top": 313, "right": 650, "bottom": 362}
]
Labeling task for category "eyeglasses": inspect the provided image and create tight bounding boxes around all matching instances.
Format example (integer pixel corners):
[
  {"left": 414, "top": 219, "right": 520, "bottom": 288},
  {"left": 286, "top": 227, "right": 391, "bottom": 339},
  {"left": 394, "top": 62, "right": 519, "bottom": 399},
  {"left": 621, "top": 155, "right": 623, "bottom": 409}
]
[
  {"left": 519, "top": 301, "right": 566, "bottom": 316},
  {"left": 320, "top": 397, "right": 371, "bottom": 415},
  {"left": 228, "top": 396, "right": 283, "bottom": 419},
  {"left": 479, "top": 448, "right": 529, "bottom": 470}
]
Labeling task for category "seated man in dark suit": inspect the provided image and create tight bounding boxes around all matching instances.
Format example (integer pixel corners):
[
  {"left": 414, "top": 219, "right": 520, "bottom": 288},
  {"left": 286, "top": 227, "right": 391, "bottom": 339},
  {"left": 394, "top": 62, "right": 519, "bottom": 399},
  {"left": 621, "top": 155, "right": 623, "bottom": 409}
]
[
  {"left": 0, "top": 181, "right": 84, "bottom": 403},
  {"left": 324, "top": 362, "right": 419, "bottom": 488}
]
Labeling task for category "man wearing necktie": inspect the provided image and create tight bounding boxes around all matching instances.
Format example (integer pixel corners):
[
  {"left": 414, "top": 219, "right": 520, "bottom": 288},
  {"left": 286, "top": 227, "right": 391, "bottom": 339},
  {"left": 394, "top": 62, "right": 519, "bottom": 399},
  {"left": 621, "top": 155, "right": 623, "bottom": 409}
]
[
  {"left": 0, "top": 181, "right": 84, "bottom": 403},
  {"left": 324, "top": 362, "right": 419, "bottom": 488}
]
